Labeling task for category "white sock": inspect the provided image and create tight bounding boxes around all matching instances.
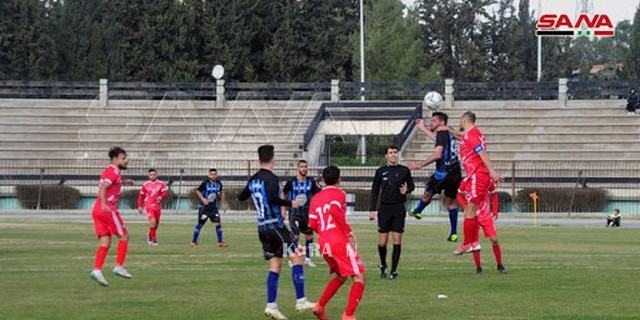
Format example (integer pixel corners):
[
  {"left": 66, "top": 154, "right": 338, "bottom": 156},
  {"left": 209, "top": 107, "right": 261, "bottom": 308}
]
[
  {"left": 267, "top": 303, "right": 278, "bottom": 310},
  {"left": 296, "top": 297, "right": 307, "bottom": 304}
]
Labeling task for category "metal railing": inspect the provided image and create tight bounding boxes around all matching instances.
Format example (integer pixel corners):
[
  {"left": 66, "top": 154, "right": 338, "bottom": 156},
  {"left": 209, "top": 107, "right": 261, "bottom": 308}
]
[{"left": 2, "top": 160, "right": 639, "bottom": 214}]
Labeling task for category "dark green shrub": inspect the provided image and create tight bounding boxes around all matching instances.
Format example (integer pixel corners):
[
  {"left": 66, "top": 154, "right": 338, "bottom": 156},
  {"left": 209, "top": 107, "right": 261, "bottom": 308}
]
[
  {"left": 15, "top": 185, "right": 81, "bottom": 209},
  {"left": 515, "top": 188, "right": 609, "bottom": 213}
]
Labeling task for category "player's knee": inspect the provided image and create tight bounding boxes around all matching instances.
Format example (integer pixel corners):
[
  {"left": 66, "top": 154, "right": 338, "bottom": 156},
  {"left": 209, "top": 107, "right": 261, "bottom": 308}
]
[
  {"left": 352, "top": 273, "right": 365, "bottom": 284},
  {"left": 422, "top": 193, "right": 432, "bottom": 203},
  {"left": 491, "top": 238, "right": 499, "bottom": 244}
]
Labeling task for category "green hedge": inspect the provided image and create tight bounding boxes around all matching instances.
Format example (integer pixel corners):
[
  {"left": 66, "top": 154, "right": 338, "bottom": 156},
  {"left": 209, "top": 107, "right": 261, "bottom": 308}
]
[
  {"left": 515, "top": 188, "right": 609, "bottom": 213},
  {"left": 120, "top": 189, "right": 177, "bottom": 209},
  {"left": 15, "top": 185, "right": 81, "bottom": 209}
]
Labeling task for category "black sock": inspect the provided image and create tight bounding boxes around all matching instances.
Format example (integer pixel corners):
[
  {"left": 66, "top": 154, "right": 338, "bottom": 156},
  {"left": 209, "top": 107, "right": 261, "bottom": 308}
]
[
  {"left": 378, "top": 245, "right": 387, "bottom": 268},
  {"left": 391, "top": 244, "right": 401, "bottom": 273}
]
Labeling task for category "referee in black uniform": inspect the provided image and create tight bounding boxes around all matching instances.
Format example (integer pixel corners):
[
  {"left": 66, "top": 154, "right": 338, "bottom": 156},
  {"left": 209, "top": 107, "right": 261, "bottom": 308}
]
[{"left": 369, "top": 145, "right": 415, "bottom": 280}]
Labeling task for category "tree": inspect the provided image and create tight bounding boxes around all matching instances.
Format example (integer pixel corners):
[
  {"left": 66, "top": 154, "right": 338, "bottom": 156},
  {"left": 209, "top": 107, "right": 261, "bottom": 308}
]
[
  {"left": 352, "top": 0, "right": 436, "bottom": 82},
  {"left": 629, "top": 4, "right": 640, "bottom": 79}
]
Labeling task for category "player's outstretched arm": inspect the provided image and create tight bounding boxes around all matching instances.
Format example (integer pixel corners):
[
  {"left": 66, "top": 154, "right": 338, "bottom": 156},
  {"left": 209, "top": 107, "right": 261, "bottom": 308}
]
[
  {"left": 416, "top": 118, "right": 437, "bottom": 141},
  {"left": 408, "top": 146, "right": 443, "bottom": 170}
]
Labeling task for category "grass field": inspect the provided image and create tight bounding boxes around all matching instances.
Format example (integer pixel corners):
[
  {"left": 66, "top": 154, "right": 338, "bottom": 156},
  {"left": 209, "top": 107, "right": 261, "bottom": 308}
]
[{"left": 1, "top": 220, "right": 639, "bottom": 319}]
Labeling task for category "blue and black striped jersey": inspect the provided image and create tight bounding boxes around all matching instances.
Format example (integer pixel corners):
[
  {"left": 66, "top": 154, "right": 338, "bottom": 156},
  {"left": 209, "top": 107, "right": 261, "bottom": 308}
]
[
  {"left": 238, "top": 169, "right": 291, "bottom": 231},
  {"left": 283, "top": 176, "right": 320, "bottom": 216}
]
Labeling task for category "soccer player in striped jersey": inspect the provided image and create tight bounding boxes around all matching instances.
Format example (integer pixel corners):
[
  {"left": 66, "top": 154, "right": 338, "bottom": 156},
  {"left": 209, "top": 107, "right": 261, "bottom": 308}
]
[
  {"left": 90, "top": 147, "right": 133, "bottom": 287},
  {"left": 408, "top": 112, "right": 462, "bottom": 242},
  {"left": 238, "top": 145, "right": 315, "bottom": 320},
  {"left": 191, "top": 169, "right": 228, "bottom": 248},
  {"left": 282, "top": 160, "right": 321, "bottom": 267},
  {"left": 137, "top": 168, "right": 168, "bottom": 245}
]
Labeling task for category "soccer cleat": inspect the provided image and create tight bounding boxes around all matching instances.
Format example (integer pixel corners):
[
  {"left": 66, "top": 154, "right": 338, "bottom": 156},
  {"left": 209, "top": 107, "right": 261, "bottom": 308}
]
[
  {"left": 295, "top": 299, "right": 315, "bottom": 312},
  {"left": 476, "top": 267, "right": 483, "bottom": 274},
  {"left": 447, "top": 234, "right": 459, "bottom": 242},
  {"left": 217, "top": 241, "right": 229, "bottom": 248},
  {"left": 453, "top": 243, "right": 476, "bottom": 256},
  {"left": 264, "top": 306, "right": 288, "bottom": 320},
  {"left": 312, "top": 304, "right": 328, "bottom": 320},
  {"left": 190, "top": 242, "right": 198, "bottom": 248},
  {"left": 471, "top": 242, "right": 481, "bottom": 252},
  {"left": 90, "top": 270, "right": 109, "bottom": 287},
  {"left": 304, "top": 257, "right": 317, "bottom": 268},
  {"left": 342, "top": 313, "right": 357, "bottom": 320},
  {"left": 379, "top": 265, "right": 388, "bottom": 279},
  {"left": 497, "top": 264, "right": 507, "bottom": 274},
  {"left": 148, "top": 240, "right": 159, "bottom": 246},
  {"left": 408, "top": 209, "right": 424, "bottom": 220},
  {"left": 112, "top": 266, "right": 133, "bottom": 279},
  {"left": 388, "top": 272, "right": 399, "bottom": 280}
]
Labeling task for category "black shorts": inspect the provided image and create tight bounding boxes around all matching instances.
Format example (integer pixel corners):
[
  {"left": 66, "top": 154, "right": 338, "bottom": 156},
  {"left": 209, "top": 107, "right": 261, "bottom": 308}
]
[
  {"left": 258, "top": 227, "right": 297, "bottom": 260},
  {"left": 198, "top": 206, "right": 220, "bottom": 224},
  {"left": 425, "top": 170, "right": 462, "bottom": 200},
  {"left": 377, "top": 203, "right": 407, "bottom": 233},
  {"left": 289, "top": 213, "right": 313, "bottom": 236}
]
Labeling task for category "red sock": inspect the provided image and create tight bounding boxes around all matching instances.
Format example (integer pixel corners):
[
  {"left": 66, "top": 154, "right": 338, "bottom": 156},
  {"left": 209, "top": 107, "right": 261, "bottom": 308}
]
[
  {"left": 318, "top": 277, "right": 345, "bottom": 307},
  {"left": 492, "top": 243, "right": 503, "bottom": 266},
  {"left": 116, "top": 239, "right": 128, "bottom": 266},
  {"left": 463, "top": 218, "right": 476, "bottom": 245},
  {"left": 94, "top": 245, "right": 109, "bottom": 270},
  {"left": 149, "top": 227, "right": 157, "bottom": 241},
  {"left": 472, "top": 250, "right": 482, "bottom": 268},
  {"left": 344, "top": 281, "right": 365, "bottom": 316},
  {"left": 472, "top": 217, "right": 481, "bottom": 243}
]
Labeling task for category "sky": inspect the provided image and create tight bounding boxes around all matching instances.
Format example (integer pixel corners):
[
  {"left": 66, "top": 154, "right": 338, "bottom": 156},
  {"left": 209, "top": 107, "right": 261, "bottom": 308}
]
[{"left": 401, "top": 0, "right": 640, "bottom": 26}]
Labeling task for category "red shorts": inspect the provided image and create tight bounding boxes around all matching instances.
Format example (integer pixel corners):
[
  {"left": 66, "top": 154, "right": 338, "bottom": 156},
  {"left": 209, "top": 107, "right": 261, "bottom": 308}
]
[
  {"left": 145, "top": 206, "right": 162, "bottom": 221},
  {"left": 320, "top": 241, "right": 365, "bottom": 277},
  {"left": 92, "top": 202, "right": 127, "bottom": 238},
  {"left": 459, "top": 172, "right": 491, "bottom": 205}
]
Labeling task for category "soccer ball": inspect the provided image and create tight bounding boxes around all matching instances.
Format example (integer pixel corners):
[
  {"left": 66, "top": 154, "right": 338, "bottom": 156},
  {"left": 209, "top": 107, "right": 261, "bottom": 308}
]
[{"left": 424, "top": 91, "right": 443, "bottom": 110}]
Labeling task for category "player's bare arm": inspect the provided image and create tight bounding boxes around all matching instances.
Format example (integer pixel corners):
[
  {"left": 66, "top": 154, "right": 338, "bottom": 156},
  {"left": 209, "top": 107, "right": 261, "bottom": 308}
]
[
  {"left": 415, "top": 118, "right": 437, "bottom": 141},
  {"left": 479, "top": 151, "right": 503, "bottom": 184},
  {"left": 99, "top": 181, "right": 111, "bottom": 212},
  {"left": 408, "top": 146, "right": 443, "bottom": 170},
  {"left": 196, "top": 189, "right": 209, "bottom": 205}
]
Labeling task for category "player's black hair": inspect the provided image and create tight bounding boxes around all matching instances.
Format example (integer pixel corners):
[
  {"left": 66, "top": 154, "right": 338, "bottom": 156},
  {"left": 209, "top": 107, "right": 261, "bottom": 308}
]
[
  {"left": 297, "top": 159, "right": 308, "bottom": 165},
  {"left": 462, "top": 111, "right": 477, "bottom": 123},
  {"left": 385, "top": 144, "right": 399, "bottom": 154},
  {"left": 322, "top": 165, "right": 340, "bottom": 186},
  {"left": 209, "top": 168, "right": 217, "bottom": 173},
  {"left": 432, "top": 111, "right": 448, "bottom": 124},
  {"left": 258, "top": 145, "right": 275, "bottom": 163},
  {"left": 148, "top": 168, "right": 157, "bottom": 173},
  {"left": 108, "top": 146, "right": 126, "bottom": 160}
]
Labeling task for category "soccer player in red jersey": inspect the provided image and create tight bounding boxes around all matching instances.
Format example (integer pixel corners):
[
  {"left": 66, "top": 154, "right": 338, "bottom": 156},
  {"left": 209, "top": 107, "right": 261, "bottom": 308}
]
[
  {"left": 457, "top": 180, "right": 505, "bottom": 273},
  {"left": 137, "top": 168, "right": 168, "bottom": 245},
  {"left": 90, "top": 147, "right": 133, "bottom": 287},
  {"left": 309, "top": 166, "right": 365, "bottom": 320},
  {"left": 452, "top": 112, "right": 504, "bottom": 271}
]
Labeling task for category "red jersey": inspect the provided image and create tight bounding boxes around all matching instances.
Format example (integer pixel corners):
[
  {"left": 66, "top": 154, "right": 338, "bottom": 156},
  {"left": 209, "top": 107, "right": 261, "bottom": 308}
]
[
  {"left": 460, "top": 126, "right": 489, "bottom": 175},
  {"left": 137, "top": 180, "right": 168, "bottom": 209},
  {"left": 308, "top": 186, "right": 352, "bottom": 244},
  {"left": 97, "top": 165, "right": 122, "bottom": 208}
]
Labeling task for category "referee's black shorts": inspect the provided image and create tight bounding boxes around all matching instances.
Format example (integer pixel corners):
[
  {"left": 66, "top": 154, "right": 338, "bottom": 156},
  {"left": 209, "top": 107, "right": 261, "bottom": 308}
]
[{"left": 377, "top": 203, "right": 407, "bottom": 233}]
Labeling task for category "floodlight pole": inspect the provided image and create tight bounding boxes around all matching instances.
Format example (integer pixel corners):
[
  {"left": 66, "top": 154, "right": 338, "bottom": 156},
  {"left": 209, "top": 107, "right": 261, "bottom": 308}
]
[
  {"left": 536, "top": 0, "right": 542, "bottom": 82},
  {"left": 359, "top": 0, "right": 365, "bottom": 101}
]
